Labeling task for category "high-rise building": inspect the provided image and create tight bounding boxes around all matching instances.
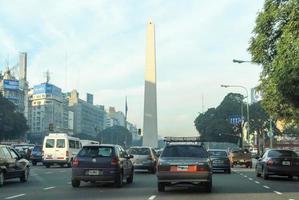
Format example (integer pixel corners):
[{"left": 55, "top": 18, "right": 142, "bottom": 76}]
[{"left": 143, "top": 19, "right": 158, "bottom": 148}]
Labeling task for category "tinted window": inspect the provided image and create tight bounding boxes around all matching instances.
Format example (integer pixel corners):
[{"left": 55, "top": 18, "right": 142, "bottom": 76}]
[
  {"left": 69, "top": 140, "right": 76, "bottom": 148},
  {"left": 10, "top": 149, "right": 19, "bottom": 159},
  {"left": 56, "top": 139, "right": 65, "bottom": 148},
  {"left": 46, "top": 139, "right": 55, "bottom": 148},
  {"left": 75, "top": 141, "right": 80, "bottom": 149},
  {"left": 209, "top": 151, "right": 227, "bottom": 157},
  {"left": 161, "top": 145, "right": 209, "bottom": 158},
  {"left": 128, "top": 148, "right": 150, "bottom": 155},
  {"left": 78, "top": 146, "right": 114, "bottom": 157},
  {"left": 32, "top": 146, "right": 41, "bottom": 152},
  {"left": 268, "top": 150, "right": 298, "bottom": 158}
]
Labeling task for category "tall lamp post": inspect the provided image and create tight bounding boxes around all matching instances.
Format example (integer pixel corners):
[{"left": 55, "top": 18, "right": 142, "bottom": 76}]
[{"left": 221, "top": 84, "right": 250, "bottom": 148}]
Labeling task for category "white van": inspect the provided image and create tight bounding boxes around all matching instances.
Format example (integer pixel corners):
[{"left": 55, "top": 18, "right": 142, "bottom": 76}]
[
  {"left": 80, "top": 140, "right": 100, "bottom": 147},
  {"left": 42, "top": 133, "right": 81, "bottom": 168}
]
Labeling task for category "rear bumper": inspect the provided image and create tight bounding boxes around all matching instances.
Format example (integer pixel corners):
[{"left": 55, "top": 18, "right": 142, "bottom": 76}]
[
  {"left": 157, "top": 172, "right": 212, "bottom": 184},
  {"left": 212, "top": 164, "right": 230, "bottom": 170},
  {"left": 267, "top": 166, "right": 299, "bottom": 176},
  {"left": 72, "top": 168, "right": 120, "bottom": 182},
  {"left": 233, "top": 160, "right": 252, "bottom": 165},
  {"left": 43, "top": 159, "right": 69, "bottom": 165},
  {"left": 134, "top": 163, "right": 155, "bottom": 170}
]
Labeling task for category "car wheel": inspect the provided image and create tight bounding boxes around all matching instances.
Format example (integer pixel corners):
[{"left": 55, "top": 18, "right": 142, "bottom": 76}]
[
  {"left": 288, "top": 175, "right": 293, "bottom": 180},
  {"left": 205, "top": 180, "right": 212, "bottom": 193},
  {"left": 114, "top": 173, "right": 123, "bottom": 188},
  {"left": 72, "top": 179, "right": 80, "bottom": 188},
  {"left": 45, "top": 164, "right": 50, "bottom": 168},
  {"left": 150, "top": 167, "right": 156, "bottom": 174},
  {"left": 262, "top": 167, "right": 268, "bottom": 180},
  {"left": 20, "top": 167, "right": 29, "bottom": 182},
  {"left": 0, "top": 172, "right": 4, "bottom": 187},
  {"left": 227, "top": 168, "right": 231, "bottom": 174},
  {"left": 256, "top": 167, "right": 261, "bottom": 177},
  {"left": 126, "top": 171, "right": 134, "bottom": 184},
  {"left": 158, "top": 182, "right": 165, "bottom": 192},
  {"left": 32, "top": 161, "right": 37, "bottom": 166}
]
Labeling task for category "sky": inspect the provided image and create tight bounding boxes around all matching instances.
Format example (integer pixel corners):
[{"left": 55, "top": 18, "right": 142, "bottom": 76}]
[{"left": 0, "top": 0, "right": 264, "bottom": 137}]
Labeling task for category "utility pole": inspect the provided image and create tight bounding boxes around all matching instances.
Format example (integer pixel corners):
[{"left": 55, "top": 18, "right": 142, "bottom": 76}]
[{"left": 269, "top": 118, "right": 273, "bottom": 148}]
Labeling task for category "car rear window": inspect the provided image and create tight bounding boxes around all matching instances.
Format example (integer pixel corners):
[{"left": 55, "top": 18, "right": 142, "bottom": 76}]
[
  {"left": 161, "top": 145, "right": 209, "bottom": 158},
  {"left": 268, "top": 150, "right": 298, "bottom": 158},
  {"left": 78, "top": 146, "right": 114, "bottom": 157},
  {"left": 127, "top": 148, "right": 150, "bottom": 155},
  {"left": 32, "top": 146, "right": 41, "bottom": 152},
  {"left": 56, "top": 139, "right": 65, "bottom": 148},
  {"left": 209, "top": 151, "right": 227, "bottom": 157},
  {"left": 45, "top": 139, "right": 55, "bottom": 148}
]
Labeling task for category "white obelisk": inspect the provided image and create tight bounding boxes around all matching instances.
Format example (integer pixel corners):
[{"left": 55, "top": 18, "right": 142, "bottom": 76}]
[{"left": 143, "top": 19, "right": 158, "bottom": 148}]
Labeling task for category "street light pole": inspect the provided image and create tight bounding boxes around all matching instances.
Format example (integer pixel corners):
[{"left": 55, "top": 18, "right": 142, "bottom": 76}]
[{"left": 221, "top": 84, "right": 250, "bottom": 148}]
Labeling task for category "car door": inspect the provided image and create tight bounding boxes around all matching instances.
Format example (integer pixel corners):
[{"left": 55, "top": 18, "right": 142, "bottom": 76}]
[
  {"left": 9, "top": 148, "right": 27, "bottom": 176},
  {"left": 1, "top": 147, "right": 17, "bottom": 178}
]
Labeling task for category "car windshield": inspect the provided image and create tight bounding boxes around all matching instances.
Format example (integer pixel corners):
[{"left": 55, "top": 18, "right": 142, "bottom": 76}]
[
  {"left": 209, "top": 151, "right": 227, "bottom": 157},
  {"left": 161, "top": 145, "right": 209, "bottom": 158},
  {"left": 268, "top": 150, "right": 298, "bottom": 158},
  {"left": 127, "top": 148, "right": 150, "bottom": 155},
  {"left": 78, "top": 146, "right": 114, "bottom": 157}
]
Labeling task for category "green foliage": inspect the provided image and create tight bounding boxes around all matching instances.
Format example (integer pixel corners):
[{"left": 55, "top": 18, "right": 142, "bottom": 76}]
[
  {"left": 194, "top": 93, "right": 244, "bottom": 143},
  {"left": 0, "top": 94, "right": 29, "bottom": 140},
  {"left": 248, "top": 0, "right": 299, "bottom": 122},
  {"left": 97, "top": 126, "right": 132, "bottom": 148}
]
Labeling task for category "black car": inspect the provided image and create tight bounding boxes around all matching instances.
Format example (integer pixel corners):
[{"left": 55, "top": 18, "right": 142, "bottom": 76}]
[
  {"left": 0, "top": 145, "right": 30, "bottom": 186},
  {"left": 208, "top": 149, "right": 231, "bottom": 173},
  {"left": 72, "top": 144, "right": 134, "bottom": 188},
  {"left": 30, "top": 145, "right": 43, "bottom": 166},
  {"left": 256, "top": 149, "right": 299, "bottom": 180}
]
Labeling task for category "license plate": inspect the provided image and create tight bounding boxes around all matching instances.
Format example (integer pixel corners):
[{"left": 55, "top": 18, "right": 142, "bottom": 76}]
[
  {"left": 282, "top": 161, "right": 290, "bottom": 166},
  {"left": 177, "top": 165, "right": 188, "bottom": 171},
  {"left": 87, "top": 170, "right": 102, "bottom": 176}
]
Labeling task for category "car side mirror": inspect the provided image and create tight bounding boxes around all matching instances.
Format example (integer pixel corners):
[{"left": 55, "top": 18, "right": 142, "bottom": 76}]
[{"left": 125, "top": 154, "right": 134, "bottom": 159}]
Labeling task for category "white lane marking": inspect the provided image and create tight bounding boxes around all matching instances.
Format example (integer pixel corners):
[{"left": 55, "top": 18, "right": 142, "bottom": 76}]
[
  {"left": 244, "top": 175, "right": 248, "bottom": 178},
  {"left": 67, "top": 182, "right": 71, "bottom": 184},
  {"left": 31, "top": 174, "right": 38, "bottom": 176},
  {"left": 45, "top": 172, "right": 53, "bottom": 174},
  {"left": 263, "top": 185, "right": 270, "bottom": 189},
  {"left": 240, "top": 173, "right": 243, "bottom": 175},
  {"left": 288, "top": 199, "right": 295, "bottom": 200},
  {"left": 273, "top": 191, "right": 282, "bottom": 195},
  {"left": 255, "top": 181, "right": 260, "bottom": 184},
  {"left": 148, "top": 195, "right": 156, "bottom": 200},
  {"left": 5, "top": 194, "right": 26, "bottom": 199},
  {"left": 59, "top": 170, "right": 66, "bottom": 173},
  {"left": 43, "top": 186, "right": 56, "bottom": 190},
  {"left": 249, "top": 178, "right": 253, "bottom": 181}
]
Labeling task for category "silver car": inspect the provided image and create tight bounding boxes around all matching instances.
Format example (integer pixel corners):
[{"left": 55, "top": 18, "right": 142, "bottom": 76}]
[
  {"left": 157, "top": 143, "right": 212, "bottom": 192},
  {"left": 127, "top": 146, "right": 158, "bottom": 173}
]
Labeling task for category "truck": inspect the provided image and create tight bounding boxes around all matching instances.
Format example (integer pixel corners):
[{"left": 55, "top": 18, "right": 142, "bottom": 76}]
[{"left": 229, "top": 148, "right": 252, "bottom": 168}]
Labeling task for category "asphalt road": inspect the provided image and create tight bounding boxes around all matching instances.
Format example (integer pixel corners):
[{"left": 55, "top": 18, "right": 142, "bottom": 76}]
[{"left": 0, "top": 164, "right": 298, "bottom": 200}]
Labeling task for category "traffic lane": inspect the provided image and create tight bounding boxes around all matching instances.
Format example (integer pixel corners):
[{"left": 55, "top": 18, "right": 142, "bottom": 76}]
[
  {"left": 0, "top": 165, "right": 72, "bottom": 198},
  {"left": 156, "top": 171, "right": 287, "bottom": 200},
  {"left": 235, "top": 167, "right": 299, "bottom": 200},
  {"left": 3, "top": 171, "right": 157, "bottom": 200}
]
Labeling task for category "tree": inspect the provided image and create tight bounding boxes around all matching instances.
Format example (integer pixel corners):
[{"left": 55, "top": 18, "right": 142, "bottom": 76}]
[
  {"left": 248, "top": 0, "right": 299, "bottom": 122},
  {"left": 0, "top": 94, "right": 28, "bottom": 141},
  {"left": 96, "top": 126, "right": 132, "bottom": 148},
  {"left": 194, "top": 93, "right": 245, "bottom": 144}
]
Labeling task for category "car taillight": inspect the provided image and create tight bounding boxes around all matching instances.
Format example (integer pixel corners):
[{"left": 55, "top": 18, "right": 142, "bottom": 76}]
[
  {"left": 66, "top": 151, "right": 69, "bottom": 157},
  {"left": 72, "top": 158, "right": 79, "bottom": 167},
  {"left": 267, "top": 159, "right": 274, "bottom": 166},
  {"left": 111, "top": 157, "right": 119, "bottom": 165},
  {"left": 197, "top": 165, "right": 209, "bottom": 172},
  {"left": 157, "top": 162, "right": 170, "bottom": 171}
]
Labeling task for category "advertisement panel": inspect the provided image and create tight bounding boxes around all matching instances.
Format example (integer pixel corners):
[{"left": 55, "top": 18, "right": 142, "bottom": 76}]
[
  {"left": 3, "top": 80, "right": 19, "bottom": 90},
  {"left": 33, "top": 83, "right": 62, "bottom": 97}
]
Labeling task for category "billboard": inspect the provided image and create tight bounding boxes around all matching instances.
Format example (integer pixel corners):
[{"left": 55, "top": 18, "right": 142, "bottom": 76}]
[
  {"left": 33, "top": 83, "right": 62, "bottom": 97},
  {"left": 3, "top": 80, "right": 19, "bottom": 90}
]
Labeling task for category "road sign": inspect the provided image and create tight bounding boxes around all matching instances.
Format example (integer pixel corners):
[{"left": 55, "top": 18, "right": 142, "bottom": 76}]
[{"left": 229, "top": 115, "right": 241, "bottom": 125}]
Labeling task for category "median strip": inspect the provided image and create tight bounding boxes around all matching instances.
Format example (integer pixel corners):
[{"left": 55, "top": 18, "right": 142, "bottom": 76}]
[{"left": 5, "top": 194, "right": 26, "bottom": 199}]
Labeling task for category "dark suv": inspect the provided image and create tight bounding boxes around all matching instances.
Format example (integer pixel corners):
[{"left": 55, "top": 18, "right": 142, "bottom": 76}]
[
  {"left": 71, "top": 144, "right": 134, "bottom": 188},
  {"left": 0, "top": 145, "right": 30, "bottom": 186},
  {"left": 30, "top": 145, "right": 42, "bottom": 166}
]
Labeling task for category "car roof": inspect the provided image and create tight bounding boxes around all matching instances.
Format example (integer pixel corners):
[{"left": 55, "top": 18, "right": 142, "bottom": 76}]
[
  {"left": 128, "top": 146, "right": 152, "bottom": 149},
  {"left": 208, "top": 149, "right": 227, "bottom": 152},
  {"left": 82, "top": 144, "right": 118, "bottom": 148}
]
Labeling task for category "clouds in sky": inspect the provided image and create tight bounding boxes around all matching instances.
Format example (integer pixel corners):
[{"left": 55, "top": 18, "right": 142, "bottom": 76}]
[{"left": 0, "top": 0, "right": 264, "bottom": 136}]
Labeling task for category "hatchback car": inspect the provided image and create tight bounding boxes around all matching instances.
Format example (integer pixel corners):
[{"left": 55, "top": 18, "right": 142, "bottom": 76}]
[
  {"left": 256, "top": 149, "right": 299, "bottom": 180},
  {"left": 208, "top": 149, "right": 231, "bottom": 173},
  {"left": 71, "top": 144, "right": 134, "bottom": 188},
  {"left": 0, "top": 145, "right": 30, "bottom": 186},
  {"left": 157, "top": 141, "right": 212, "bottom": 192},
  {"left": 127, "top": 146, "right": 158, "bottom": 173}
]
